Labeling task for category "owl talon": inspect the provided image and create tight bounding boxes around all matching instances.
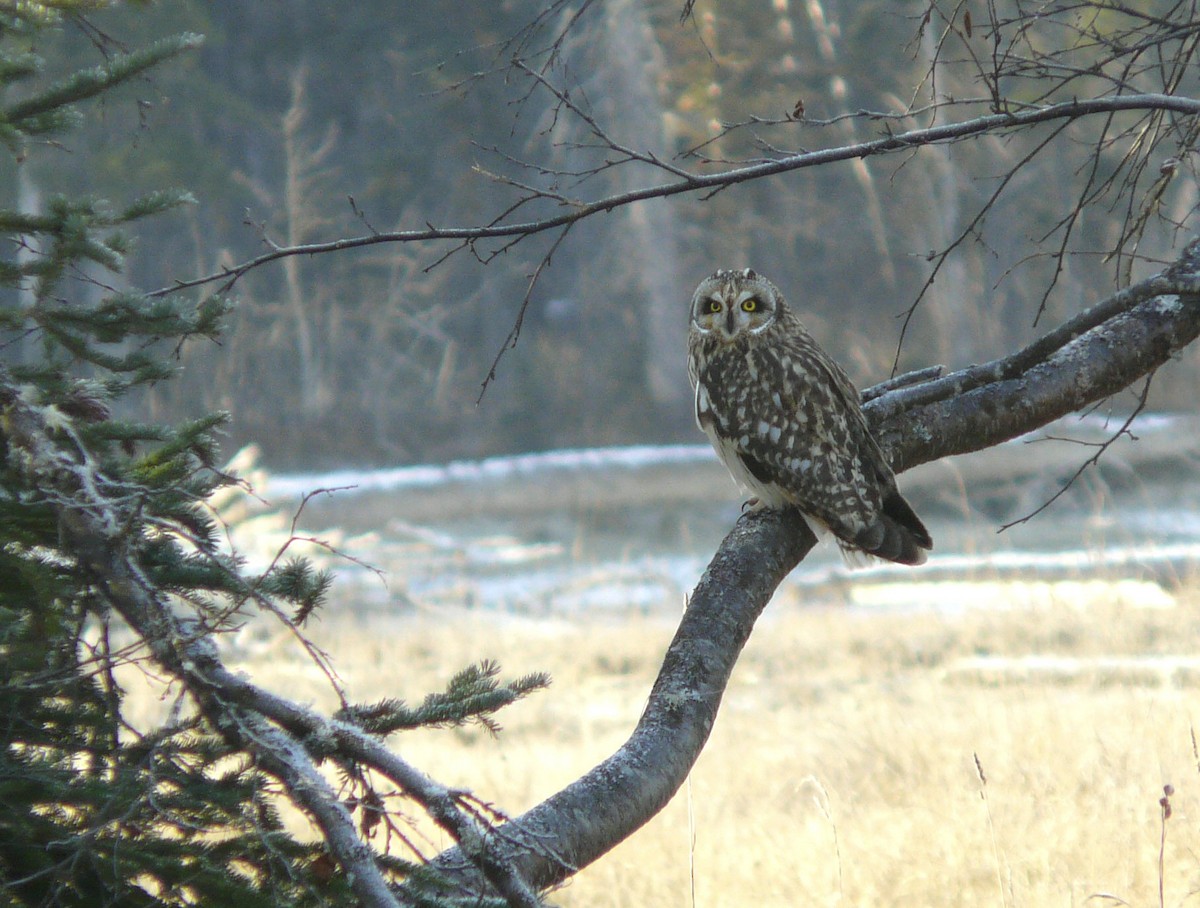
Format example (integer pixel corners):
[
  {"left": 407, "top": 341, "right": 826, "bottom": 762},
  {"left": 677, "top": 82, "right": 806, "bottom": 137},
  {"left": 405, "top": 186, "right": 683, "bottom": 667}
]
[{"left": 741, "top": 497, "right": 761, "bottom": 512}]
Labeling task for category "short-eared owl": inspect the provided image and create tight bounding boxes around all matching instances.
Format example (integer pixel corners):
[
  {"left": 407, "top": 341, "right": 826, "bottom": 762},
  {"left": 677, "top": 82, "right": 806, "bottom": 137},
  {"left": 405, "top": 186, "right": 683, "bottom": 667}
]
[{"left": 687, "top": 269, "right": 932, "bottom": 565}]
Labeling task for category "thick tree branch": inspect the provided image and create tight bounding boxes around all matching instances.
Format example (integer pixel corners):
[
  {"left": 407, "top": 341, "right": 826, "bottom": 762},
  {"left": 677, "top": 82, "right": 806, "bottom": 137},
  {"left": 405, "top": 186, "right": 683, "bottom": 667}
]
[
  {"left": 150, "top": 94, "right": 1200, "bottom": 298},
  {"left": 414, "top": 236, "right": 1200, "bottom": 899},
  {"left": 869, "top": 266, "right": 1200, "bottom": 459},
  {"left": 873, "top": 251, "right": 1200, "bottom": 472},
  {"left": 401, "top": 509, "right": 819, "bottom": 902}
]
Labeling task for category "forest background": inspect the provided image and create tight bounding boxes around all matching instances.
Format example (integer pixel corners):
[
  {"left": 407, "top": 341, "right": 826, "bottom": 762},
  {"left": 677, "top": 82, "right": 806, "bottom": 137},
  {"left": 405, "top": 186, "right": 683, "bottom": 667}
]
[{"left": 11, "top": 0, "right": 1198, "bottom": 470}]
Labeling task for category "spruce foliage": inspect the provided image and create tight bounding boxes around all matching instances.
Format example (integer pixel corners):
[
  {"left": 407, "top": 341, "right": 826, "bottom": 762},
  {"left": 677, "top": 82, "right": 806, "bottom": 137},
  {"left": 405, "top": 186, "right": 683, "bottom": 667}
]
[
  {"left": 0, "top": 12, "right": 343, "bottom": 907},
  {"left": 1, "top": 8, "right": 544, "bottom": 907},
  {"left": 338, "top": 661, "right": 551, "bottom": 737}
]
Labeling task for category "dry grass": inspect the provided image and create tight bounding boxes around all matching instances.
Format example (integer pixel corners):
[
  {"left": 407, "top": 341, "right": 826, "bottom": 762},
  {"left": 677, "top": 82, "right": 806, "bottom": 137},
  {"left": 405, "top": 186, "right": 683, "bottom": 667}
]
[{"left": 122, "top": 578, "right": 1200, "bottom": 906}]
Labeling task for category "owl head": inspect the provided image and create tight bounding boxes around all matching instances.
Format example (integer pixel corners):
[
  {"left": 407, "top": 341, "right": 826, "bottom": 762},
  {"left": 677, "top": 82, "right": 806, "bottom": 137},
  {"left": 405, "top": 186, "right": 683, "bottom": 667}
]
[{"left": 688, "top": 268, "right": 784, "bottom": 342}]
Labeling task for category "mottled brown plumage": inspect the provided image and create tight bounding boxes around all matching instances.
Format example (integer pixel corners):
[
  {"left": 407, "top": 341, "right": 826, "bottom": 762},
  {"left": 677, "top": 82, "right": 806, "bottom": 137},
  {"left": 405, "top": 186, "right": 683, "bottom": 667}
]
[{"left": 686, "top": 269, "right": 931, "bottom": 565}]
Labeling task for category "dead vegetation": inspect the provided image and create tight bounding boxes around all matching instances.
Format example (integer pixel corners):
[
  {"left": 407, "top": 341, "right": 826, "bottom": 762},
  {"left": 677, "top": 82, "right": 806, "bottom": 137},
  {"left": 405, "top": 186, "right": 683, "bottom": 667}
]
[{"left": 120, "top": 577, "right": 1200, "bottom": 906}]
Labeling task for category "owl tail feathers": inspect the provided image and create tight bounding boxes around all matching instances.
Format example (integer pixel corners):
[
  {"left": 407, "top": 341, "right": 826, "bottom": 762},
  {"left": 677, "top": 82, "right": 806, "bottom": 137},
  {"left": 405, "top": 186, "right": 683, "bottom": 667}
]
[{"left": 853, "top": 490, "right": 933, "bottom": 566}]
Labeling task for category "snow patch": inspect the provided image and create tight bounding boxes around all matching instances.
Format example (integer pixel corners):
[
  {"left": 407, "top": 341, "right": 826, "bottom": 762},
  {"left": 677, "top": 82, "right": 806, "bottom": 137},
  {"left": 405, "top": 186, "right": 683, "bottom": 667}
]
[
  {"left": 269, "top": 445, "right": 719, "bottom": 500},
  {"left": 1155, "top": 293, "right": 1183, "bottom": 313}
]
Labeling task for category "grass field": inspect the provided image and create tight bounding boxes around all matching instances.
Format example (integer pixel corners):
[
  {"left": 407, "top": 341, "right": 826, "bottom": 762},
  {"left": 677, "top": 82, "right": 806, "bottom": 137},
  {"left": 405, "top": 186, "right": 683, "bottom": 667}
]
[{"left": 126, "top": 575, "right": 1200, "bottom": 906}]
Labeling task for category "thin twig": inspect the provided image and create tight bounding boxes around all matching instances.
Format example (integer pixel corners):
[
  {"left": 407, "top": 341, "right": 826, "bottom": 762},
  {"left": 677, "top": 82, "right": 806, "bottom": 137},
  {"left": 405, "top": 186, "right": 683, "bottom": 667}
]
[
  {"left": 997, "top": 374, "right": 1153, "bottom": 532},
  {"left": 147, "top": 94, "right": 1200, "bottom": 298}
]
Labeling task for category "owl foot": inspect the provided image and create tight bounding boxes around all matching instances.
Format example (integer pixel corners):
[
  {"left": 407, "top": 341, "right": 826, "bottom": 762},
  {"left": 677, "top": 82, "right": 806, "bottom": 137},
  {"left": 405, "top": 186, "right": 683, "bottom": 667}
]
[{"left": 741, "top": 497, "right": 762, "bottom": 512}]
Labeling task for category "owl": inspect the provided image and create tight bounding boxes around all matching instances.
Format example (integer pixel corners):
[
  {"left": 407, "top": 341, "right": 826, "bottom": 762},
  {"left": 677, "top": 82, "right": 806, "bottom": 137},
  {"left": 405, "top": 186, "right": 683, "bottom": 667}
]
[{"left": 687, "top": 269, "right": 932, "bottom": 565}]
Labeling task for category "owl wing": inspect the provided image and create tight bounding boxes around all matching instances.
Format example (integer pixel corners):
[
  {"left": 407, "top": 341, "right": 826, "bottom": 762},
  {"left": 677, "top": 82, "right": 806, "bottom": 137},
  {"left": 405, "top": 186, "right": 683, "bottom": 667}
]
[
  {"left": 747, "top": 336, "right": 887, "bottom": 524},
  {"left": 696, "top": 332, "right": 885, "bottom": 527},
  {"left": 738, "top": 338, "right": 930, "bottom": 563}
]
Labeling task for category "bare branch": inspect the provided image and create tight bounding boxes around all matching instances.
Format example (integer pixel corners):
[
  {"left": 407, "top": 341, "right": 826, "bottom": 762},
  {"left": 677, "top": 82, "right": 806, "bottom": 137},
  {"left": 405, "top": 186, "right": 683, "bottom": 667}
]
[
  {"left": 860, "top": 364, "right": 945, "bottom": 403},
  {"left": 476, "top": 222, "right": 573, "bottom": 402},
  {"left": 997, "top": 375, "right": 1153, "bottom": 531},
  {"left": 892, "top": 119, "right": 1073, "bottom": 370},
  {"left": 149, "top": 94, "right": 1200, "bottom": 298},
  {"left": 511, "top": 58, "right": 698, "bottom": 184}
]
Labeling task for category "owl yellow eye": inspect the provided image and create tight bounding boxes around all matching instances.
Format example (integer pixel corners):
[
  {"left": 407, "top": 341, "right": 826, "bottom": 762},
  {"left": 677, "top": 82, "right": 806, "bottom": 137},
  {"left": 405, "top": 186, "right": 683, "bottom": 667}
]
[
  {"left": 742, "top": 298, "right": 758, "bottom": 312},
  {"left": 707, "top": 299, "right": 722, "bottom": 314}
]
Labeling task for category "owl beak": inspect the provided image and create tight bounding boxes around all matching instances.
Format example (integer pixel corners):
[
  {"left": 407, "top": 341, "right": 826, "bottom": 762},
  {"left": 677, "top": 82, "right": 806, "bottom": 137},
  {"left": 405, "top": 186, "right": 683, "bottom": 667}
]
[{"left": 724, "top": 308, "right": 736, "bottom": 336}]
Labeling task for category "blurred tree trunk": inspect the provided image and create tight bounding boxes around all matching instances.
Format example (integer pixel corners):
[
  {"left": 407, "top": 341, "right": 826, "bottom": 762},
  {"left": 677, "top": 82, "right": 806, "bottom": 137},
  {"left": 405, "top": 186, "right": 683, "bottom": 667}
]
[{"left": 281, "top": 66, "right": 338, "bottom": 413}]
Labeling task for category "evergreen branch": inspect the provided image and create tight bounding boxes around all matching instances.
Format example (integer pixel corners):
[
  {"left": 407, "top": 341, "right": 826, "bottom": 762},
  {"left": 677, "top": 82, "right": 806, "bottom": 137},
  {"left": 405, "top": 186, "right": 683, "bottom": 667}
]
[
  {"left": 1, "top": 374, "right": 405, "bottom": 908},
  {"left": 118, "top": 189, "right": 196, "bottom": 223},
  {"left": 0, "top": 106, "right": 80, "bottom": 142},
  {"left": 256, "top": 557, "right": 332, "bottom": 625},
  {"left": 0, "top": 50, "right": 40, "bottom": 83},
  {"left": 0, "top": 210, "right": 58, "bottom": 233},
  {"left": 38, "top": 292, "right": 222, "bottom": 343},
  {"left": 169, "top": 640, "right": 548, "bottom": 907},
  {"left": 1, "top": 33, "right": 203, "bottom": 127},
  {"left": 337, "top": 661, "right": 551, "bottom": 736},
  {"left": 0, "top": 371, "right": 545, "bottom": 908},
  {"left": 149, "top": 92, "right": 1200, "bottom": 297}
]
